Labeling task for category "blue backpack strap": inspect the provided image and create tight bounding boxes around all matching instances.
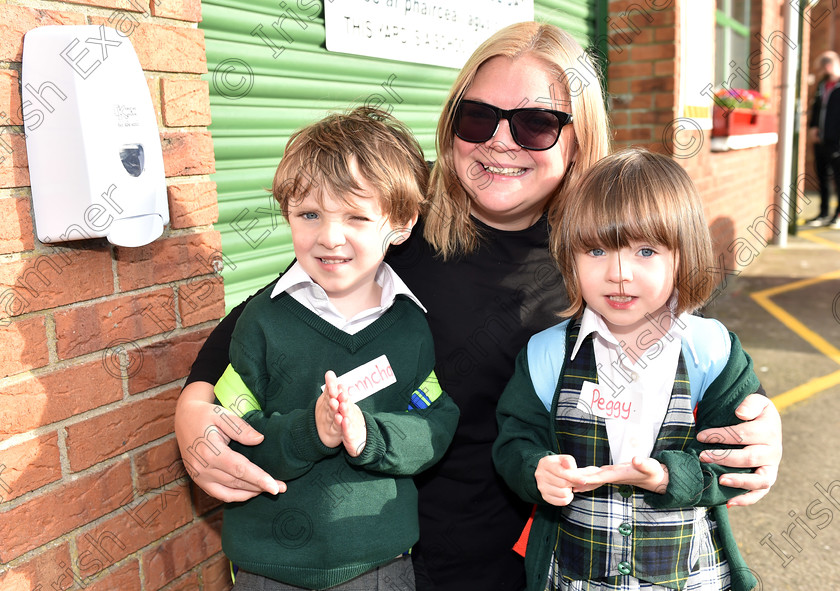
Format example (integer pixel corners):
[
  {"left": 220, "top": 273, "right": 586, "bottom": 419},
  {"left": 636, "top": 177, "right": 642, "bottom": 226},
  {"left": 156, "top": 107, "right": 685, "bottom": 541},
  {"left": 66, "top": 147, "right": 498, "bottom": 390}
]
[
  {"left": 681, "top": 315, "right": 732, "bottom": 408},
  {"left": 526, "top": 319, "right": 571, "bottom": 413},
  {"left": 526, "top": 316, "right": 731, "bottom": 413}
]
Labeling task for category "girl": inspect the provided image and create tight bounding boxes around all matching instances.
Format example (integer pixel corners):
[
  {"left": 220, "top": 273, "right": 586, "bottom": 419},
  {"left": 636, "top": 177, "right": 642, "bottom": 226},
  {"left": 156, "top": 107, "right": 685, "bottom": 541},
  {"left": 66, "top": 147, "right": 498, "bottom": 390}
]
[{"left": 493, "top": 148, "right": 760, "bottom": 591}]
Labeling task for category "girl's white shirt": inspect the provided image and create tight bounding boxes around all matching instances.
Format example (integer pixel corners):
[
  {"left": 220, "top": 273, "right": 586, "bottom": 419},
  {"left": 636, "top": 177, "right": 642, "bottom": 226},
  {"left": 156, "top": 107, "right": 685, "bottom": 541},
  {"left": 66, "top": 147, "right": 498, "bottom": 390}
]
[{"left": 569, "top": 305, "right": 696, "bottom": 464}]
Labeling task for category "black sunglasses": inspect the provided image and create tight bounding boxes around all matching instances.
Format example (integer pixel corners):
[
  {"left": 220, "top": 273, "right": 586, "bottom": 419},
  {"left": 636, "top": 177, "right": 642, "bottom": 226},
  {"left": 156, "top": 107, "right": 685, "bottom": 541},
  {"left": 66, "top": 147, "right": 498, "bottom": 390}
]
[{"left": 453, "top": 99, "right": 573, "bottom": 151}]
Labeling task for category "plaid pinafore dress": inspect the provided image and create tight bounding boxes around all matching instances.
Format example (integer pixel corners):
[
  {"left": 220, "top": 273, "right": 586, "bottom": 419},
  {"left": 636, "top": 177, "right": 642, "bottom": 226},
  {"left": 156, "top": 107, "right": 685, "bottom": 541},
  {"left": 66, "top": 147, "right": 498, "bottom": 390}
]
[{"left": 545, "top": 327, "right": 731, "bottom": 591}]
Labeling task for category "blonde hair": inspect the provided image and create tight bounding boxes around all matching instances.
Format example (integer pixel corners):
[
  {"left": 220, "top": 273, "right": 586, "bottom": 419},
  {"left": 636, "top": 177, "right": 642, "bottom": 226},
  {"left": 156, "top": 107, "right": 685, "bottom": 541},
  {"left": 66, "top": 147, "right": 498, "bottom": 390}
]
[
  {"left": 273, "top": 107, "right": 428, "bottom": 227},
  {"left": 424, "top": 21, "right": 611, "bottom": 258},
  {"left": 550, "top": 148, "right": 715, "bottom": 317}
]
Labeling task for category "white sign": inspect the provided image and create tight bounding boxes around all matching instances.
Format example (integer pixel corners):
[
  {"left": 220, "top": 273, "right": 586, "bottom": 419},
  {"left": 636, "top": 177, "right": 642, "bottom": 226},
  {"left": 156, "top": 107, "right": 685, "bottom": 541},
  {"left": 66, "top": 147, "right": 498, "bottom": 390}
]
[
  {"left": 325, "top": 0, "right": 535, "bottom": 70},
  {"left": 322, "top": 355, "right": 397, "bottom": 403},
  {"left": 576, "top": 380, "right": 642, "bottom": 422}
]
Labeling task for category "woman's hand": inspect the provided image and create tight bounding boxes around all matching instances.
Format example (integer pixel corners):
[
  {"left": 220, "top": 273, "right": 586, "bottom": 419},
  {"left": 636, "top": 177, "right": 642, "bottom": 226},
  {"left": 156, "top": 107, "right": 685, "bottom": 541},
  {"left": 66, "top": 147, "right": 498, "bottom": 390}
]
[
  {"left": 175, "top": 381, "right": 286, "bottom": 502},
  {"left": 697, "top": 393, "right": 782, "bottom": 506}
]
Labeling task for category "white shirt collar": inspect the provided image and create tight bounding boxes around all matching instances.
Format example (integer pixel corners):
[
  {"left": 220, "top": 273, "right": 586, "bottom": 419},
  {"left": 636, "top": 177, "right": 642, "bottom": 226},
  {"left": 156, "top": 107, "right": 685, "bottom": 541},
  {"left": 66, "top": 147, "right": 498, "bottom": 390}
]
[
  {"left": 570, "top": 305, "right": 694, "bottom": 361},
  {"left": 270, "top": 261, "right": 425, "bottom": 314}
]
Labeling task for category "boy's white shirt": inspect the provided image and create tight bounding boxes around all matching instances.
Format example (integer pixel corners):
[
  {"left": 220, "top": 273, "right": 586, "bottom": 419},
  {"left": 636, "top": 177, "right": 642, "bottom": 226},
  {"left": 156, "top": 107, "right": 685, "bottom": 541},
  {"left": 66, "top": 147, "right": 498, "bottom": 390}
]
[
  {"left": 270, "top": 261, "right": 426, "bottom": 335},
  {"left": 570, "top": 305, "right": 697, "bottom": 465}
]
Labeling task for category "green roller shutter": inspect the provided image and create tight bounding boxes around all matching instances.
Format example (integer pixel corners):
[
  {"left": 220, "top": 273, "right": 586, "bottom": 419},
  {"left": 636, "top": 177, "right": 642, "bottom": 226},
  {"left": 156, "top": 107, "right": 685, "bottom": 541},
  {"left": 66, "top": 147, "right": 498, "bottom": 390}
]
[{"left": 200, "top": 0, "right": 604, "bottom": 311}]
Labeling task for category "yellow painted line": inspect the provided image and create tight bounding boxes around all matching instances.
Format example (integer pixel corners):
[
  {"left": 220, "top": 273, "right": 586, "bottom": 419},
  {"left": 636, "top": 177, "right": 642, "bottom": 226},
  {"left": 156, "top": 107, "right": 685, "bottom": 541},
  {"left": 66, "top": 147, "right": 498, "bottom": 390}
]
[
  {"left": 798, "top": 227, "right": 840, "bottom": 251},
  {"left": 751, "top": 288, "right": 840, "bottom": 365},
  {"left": 769, "top": 369, "right": 840, "bottom": 412},
  {"left": 747, "top": 230, "right": 840, "bottom": 411},
  {"left": 751, "top": 268, "right": 840, "bottom": 299}
]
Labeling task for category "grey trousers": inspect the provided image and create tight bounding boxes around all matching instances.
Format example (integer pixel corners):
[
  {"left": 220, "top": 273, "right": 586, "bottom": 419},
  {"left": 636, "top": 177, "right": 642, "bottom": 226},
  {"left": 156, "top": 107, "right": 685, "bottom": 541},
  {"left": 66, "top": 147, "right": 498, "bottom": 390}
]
[{"left": 232, "top": 556, "right": 415, "bottom": 591}]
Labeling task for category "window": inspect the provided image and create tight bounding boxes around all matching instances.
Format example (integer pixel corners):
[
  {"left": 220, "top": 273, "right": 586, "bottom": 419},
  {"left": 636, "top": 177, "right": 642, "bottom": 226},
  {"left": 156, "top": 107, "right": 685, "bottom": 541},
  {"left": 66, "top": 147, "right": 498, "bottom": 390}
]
[{"left": 715, "top": 0, "right": 751, "bottom": 86}]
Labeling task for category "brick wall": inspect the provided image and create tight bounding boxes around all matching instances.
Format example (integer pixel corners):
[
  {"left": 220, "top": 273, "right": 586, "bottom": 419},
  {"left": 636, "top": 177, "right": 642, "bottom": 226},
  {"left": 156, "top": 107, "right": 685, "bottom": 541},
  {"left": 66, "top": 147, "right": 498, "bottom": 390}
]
[
  {"left": 0, "top": 2, "right": 229, "bottom": 590},
  {"left": 606, "top": 0, "right": 799, "bottom": 276}
]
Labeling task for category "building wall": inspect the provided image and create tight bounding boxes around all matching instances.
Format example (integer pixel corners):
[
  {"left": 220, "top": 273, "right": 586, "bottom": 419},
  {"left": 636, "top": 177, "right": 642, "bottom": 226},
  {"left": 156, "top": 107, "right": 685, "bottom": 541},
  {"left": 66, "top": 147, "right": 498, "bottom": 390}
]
[
  {"left": 0, "top": 2, "right": 229, "bottom": 590},
  {"left": 607, "top": 0, "right": 803, "bottom": 276}
]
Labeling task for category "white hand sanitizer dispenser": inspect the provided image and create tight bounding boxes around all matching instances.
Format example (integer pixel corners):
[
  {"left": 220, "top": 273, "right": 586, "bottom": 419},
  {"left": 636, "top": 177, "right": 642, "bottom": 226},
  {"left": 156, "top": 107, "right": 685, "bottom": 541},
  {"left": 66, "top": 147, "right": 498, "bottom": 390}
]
[{"left": 22, "top": 25, "right": 168, "bottom": 247}]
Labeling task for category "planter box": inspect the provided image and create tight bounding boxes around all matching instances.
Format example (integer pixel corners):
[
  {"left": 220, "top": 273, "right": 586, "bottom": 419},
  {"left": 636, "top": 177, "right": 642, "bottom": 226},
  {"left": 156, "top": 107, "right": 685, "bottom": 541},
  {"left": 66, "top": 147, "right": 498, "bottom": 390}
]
[{"left": 712, "top": 107, "right": 777, "bottom": 137}]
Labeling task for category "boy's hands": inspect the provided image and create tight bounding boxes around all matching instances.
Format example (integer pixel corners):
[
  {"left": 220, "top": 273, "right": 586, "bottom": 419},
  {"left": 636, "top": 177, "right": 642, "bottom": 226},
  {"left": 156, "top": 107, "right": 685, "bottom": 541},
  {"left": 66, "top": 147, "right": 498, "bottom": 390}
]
[
  {"left": 337, "top": 395, "right": 367, "bottom": 457},
  {"left": 315, "top": 371, "right": 344, "bottom": 448},
  {"left": 315, "top": 371, "right": 367, "bottom": 456}
]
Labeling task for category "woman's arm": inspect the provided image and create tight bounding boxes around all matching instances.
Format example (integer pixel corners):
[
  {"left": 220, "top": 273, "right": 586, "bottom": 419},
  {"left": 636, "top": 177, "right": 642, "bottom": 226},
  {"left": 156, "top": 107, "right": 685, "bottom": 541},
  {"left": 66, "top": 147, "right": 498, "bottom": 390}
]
[
  {"left": 175, "top": 277, "right": 285, "bottom": 502},
  {"left": 175, "top": 381, "right": 284, "bottom": 501},
  {"left": 697, "top": 393, "right": 782, "bottom": 506}
]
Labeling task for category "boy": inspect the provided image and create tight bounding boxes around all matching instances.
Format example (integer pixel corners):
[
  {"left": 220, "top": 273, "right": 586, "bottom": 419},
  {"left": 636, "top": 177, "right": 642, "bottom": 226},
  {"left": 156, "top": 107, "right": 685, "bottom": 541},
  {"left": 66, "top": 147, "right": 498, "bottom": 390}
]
[{"left": 213, "top": 107, "right": 460, "bottom": 590}]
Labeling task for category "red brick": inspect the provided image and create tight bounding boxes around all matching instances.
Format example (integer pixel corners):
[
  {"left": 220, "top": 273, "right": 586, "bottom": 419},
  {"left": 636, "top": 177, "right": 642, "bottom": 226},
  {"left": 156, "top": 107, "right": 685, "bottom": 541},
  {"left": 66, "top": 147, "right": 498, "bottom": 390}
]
[
  {"left": 654, "top": 27, "right": 676, "bottom": 42},
  {"left": 74, "top": 482, "right": 192, "bottom": 568},
  {"left": 0, "top": 432, "right": 61, "bottom": 502},
  {"left": 161, "top": 79, "right": 211, "bottom": 127},
  {"left": 191, "top": 482, "right": 224, "bottom": 516},
  {"left": 0, "top": 542, "right": 71, "bottom": 591},
  {"left": 634, "top": 109, "right": 676, "bottom": 125},
  {"left": 631, "top": 43, "right": 676, "bottom": 62},
  {"left": 0, "top": 70, "right": 22, "bottom": 126},
  {"left": 136, "top": 438, "right": 188, "bottom": 494},
  {"left": 60, "top": 0, "right": 146, "bottom": 11},
  {"left": 167, "top": 181, "right": 218, "bottom": 229},
  {"left": 606, "top": 79, "right": 630, "bottom": 95},
  {"left": 0, "top": 461, "right": 132, "bottom": 562},
  {"left": 0, "top": 249, "right": 113, "bottom": 318},
  {"left": 608, "top": 61, "right": 653, "bottom": 79},
  {"left": 152, "top": 0, "right": 203, "bottom": 23},
  {"left": 54, "top": 288, "right": 176, "bottom": 360},
  {"left": 148, "top": 76, "right": 163, "bottom": 127},
  {"left": 0, "top": 360, "right": 123, "bottom": 437},
  {"left": 631, "top": 77, "right": 674, "bottom": 93},
  {"left": 83, "top": 560, "right": 141, "bottom": 591},
  {"left": 654, "top": 59, "right": 676, "bottom": 77},
  {"left": 180, "top": 275, "right": 225, "bottom": 327},
  {"left": 66, "top": 386, "right": 181, "bottom": 471},
  {"left": 127, "top": 326, "right": 214, "bottom": 394},
  {"left": 203, "top": 553, "right": 234, "bottom": 591},
  {"left": 88, "top": 18, "right": 207, "bottom": 74},
  {"left": 0, "top": 196, "right": 35, "bottom": 255},
  {"left": 142, "top": 512, "right": 223, "bottom": 589},
  {"left": 1, "top": 315, "right": 49, "bottom": 377},
  {"left": 613, "top": 127, "right": 654, "bottom": 142},
  {"left": 0, "top": 132, "right": 29, "bottom": 188},
  {"left": 161, "top": 571, "right": 201, "bottom": 591},
  {"left": 116, "top": 230, "right": 222, "bottom": 290},
  {"left": 0, "top": 6, "right": 87, "bottom": 62},
  {"left": 161, "top": 131, "right": 216, "bottom": 177}
]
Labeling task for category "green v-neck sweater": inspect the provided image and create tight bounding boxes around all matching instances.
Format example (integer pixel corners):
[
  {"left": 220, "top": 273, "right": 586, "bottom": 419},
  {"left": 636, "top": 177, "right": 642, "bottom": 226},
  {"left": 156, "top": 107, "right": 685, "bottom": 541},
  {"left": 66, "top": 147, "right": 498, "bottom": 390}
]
[{"left": 221, "top": 291, "right": 460, "bottom": 589}]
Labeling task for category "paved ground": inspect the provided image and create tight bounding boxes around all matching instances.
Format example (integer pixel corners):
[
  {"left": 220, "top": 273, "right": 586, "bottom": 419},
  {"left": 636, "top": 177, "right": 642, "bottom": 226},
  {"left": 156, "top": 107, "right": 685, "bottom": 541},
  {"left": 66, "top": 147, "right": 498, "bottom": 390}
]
[{"left": 701, "top": 200, "right": 840, "bottom": 591}]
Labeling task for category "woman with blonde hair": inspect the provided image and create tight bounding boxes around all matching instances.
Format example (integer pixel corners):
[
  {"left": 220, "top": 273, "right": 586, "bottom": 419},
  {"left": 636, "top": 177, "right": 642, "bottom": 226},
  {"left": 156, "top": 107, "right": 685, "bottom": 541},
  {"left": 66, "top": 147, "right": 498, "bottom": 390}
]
[{"left": 176, "top": 22, "right": 781, "bottom": 591}]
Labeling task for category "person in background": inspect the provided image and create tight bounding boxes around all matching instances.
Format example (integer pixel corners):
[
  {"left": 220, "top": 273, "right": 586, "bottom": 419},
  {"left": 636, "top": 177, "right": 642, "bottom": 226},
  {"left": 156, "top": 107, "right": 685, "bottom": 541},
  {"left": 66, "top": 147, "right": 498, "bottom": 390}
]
[
  {"left": 807, "top": 50, "right": 840, "bottom": 228},
  {"left": 176, "top": 22, "right": 783, "bottom": 591}
]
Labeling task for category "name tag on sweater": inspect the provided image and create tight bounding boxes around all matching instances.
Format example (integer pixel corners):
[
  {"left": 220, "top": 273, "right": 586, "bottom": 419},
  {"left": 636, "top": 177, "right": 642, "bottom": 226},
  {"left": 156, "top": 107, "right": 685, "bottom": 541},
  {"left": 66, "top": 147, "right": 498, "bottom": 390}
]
[
  {"left": 323, "top": 355, "right": 397, "bottom": 403},
  {"left": 577, "top": 380, "right": 641, "bottom": 422}
]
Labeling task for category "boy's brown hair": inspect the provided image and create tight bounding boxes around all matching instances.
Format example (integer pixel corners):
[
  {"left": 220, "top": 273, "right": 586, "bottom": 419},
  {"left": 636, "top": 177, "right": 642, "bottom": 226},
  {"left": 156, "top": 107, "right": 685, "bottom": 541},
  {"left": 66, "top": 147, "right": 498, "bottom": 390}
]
[
  {"left": 550, "top": 148, "right": 715, "bottom": 317},
  {"left": 273, "top": 107, "right": 428, "bottom": 227}
]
